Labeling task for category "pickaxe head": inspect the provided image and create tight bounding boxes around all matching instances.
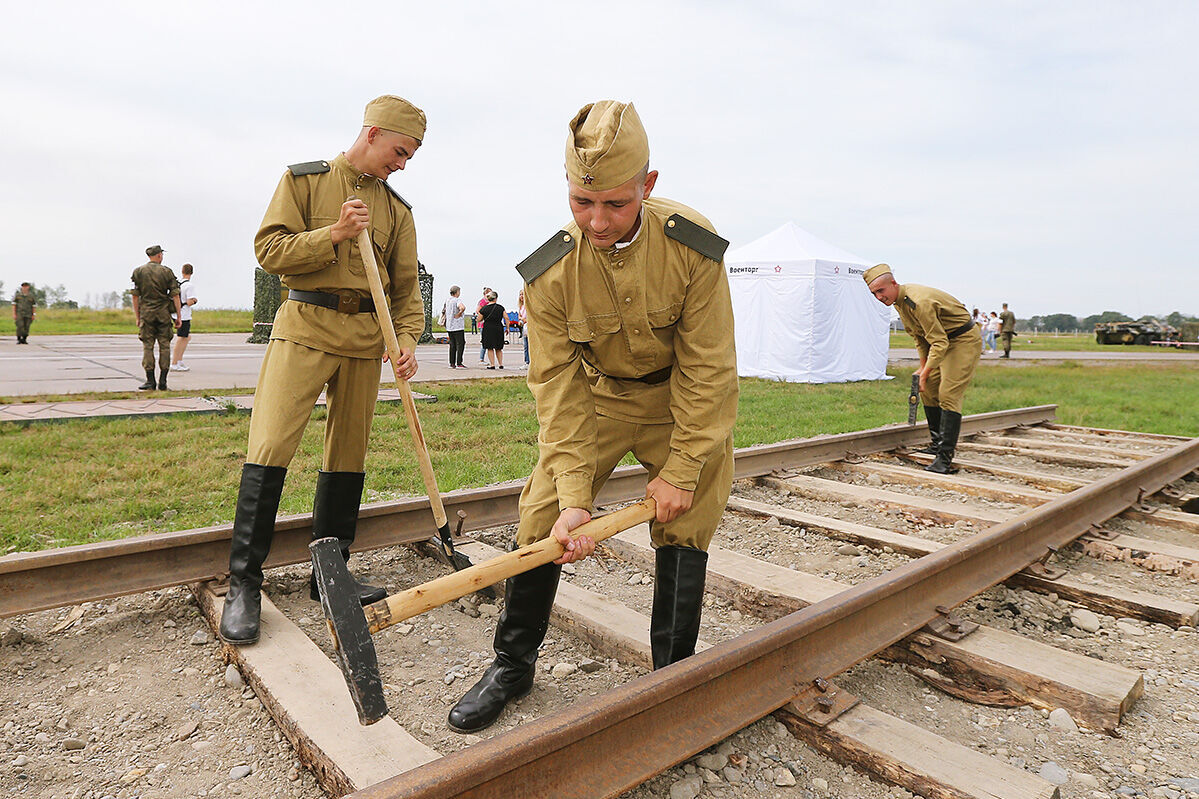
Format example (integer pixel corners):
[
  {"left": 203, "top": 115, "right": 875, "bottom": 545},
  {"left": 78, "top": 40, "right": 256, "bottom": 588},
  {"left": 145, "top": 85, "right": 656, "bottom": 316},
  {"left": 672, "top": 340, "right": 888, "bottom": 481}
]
[{"left": 310, "top": 537, "right": 389, "bottom": 725}]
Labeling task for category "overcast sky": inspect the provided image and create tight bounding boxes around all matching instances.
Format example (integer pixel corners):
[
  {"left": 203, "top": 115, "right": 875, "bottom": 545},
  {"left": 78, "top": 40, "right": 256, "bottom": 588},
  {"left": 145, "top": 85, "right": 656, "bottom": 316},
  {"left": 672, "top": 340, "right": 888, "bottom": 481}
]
[{"left": 2, "top": 1, "right": 1196, "bottom": 319}]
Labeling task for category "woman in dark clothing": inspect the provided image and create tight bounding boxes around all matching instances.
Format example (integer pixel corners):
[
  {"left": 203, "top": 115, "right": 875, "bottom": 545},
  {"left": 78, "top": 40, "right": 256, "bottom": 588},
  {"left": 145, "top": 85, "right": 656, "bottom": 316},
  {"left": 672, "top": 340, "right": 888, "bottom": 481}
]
[{"left": 478, "top": 291, "right": 506, "bottom": 369}]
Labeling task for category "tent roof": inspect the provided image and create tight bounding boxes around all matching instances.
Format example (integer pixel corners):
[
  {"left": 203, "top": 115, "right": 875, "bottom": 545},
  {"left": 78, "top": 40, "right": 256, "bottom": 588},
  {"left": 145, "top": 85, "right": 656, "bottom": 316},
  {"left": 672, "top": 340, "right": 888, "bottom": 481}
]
[{"left": 726, "top": 221, "right": 873, "bottom": 266}]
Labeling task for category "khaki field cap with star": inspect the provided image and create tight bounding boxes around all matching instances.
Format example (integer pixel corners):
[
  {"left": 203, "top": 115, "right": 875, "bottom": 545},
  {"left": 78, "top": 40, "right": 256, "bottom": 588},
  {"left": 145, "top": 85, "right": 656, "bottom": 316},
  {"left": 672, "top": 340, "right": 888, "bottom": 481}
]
[
  {"left": 863, "top": 263, "right": 892, "bottom": 284},
  {"left": 363, "top": 95, "right": 427, "bottom": 144},
  {"left": 565, "top": 100, "right": 650, "bottom": 191}
]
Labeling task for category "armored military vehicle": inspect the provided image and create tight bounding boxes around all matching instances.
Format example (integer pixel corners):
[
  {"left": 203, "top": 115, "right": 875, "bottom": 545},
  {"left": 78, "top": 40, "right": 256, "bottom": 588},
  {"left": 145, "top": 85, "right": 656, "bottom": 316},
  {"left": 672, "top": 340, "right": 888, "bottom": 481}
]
[{"left": 1094, "top": 320, "right": 1178, "bottom": 345}]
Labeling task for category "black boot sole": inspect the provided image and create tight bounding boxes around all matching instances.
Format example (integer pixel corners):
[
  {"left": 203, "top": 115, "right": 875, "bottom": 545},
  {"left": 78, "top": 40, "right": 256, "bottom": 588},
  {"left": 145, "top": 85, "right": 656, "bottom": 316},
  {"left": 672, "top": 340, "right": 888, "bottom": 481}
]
[{"left": 218, "top": 631, "right": 260, "bottom": 646}]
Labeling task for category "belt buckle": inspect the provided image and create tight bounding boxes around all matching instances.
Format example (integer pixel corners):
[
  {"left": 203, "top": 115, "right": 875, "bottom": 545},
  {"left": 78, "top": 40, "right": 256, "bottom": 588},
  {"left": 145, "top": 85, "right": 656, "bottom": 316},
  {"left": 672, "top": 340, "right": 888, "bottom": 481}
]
[{"left": 337, "top": 295, "right": 360, "bottom": 314}]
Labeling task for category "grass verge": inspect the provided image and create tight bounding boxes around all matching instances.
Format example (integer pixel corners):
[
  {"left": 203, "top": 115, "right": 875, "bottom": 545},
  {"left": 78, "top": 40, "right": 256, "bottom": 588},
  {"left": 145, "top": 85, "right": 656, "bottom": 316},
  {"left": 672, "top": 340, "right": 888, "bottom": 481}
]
[
  {"left": 1, "top": 363, "right": 1195, "bottom": 553},
  {"left": 0, "top": 308, "right": 253, "bottom": 335}
]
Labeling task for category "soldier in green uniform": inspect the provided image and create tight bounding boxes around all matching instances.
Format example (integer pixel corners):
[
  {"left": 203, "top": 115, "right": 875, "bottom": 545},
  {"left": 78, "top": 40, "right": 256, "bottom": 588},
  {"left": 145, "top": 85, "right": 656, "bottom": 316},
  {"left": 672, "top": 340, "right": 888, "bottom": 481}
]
[
  {"left": 864, "top": 264, "right": 980, "bottom": 474},
  {"left": 12, "top": 282, "right": 36, "bottom": 344},
  {"left": 999, "top": 302, "right": 1016, "bottom": 358},
  {"left": 448, "top": 100, "right": 738, "bottom": 733},
  {"left": 130, "top": 246, "right": 182, "bottom": 390},
  {"left": 219, "top": 95, "right": 427, "bottom": 646}
]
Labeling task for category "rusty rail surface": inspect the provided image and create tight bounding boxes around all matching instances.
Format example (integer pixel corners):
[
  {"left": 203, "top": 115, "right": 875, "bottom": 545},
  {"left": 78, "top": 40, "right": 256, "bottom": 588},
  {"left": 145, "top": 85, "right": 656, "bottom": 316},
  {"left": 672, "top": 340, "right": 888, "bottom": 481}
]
[
  {"left": 348, "top": 436, "right": 1199, "bottom": 799},
  {"left": 0, "top": 405, "right": 1057, "bottom": 617}
]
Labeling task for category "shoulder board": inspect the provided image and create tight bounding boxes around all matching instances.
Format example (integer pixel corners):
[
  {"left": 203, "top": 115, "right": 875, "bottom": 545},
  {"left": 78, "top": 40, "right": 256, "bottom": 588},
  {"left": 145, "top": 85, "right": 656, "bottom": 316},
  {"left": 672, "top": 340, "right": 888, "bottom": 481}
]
[
  {"left": 664, "top": 214, "right": 729, "bottom": 262},
  {"left": 516, "top": 231, "right": 576, "bottom": 284},
  {"left": 381, "top": 180, "right": 412, "bottom": 210},
  {"left": 287, "top": 160, "right": 330, "bottom": 177},
  {"left": 904, "top": 296, "right": 917, "bottom": 311}
]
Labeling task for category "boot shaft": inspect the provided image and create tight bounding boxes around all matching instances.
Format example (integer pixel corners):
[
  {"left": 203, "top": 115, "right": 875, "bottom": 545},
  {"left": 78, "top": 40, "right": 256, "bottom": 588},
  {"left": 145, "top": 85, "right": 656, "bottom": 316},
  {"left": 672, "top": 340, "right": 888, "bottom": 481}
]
[
  {"left": 493, "top": 560, "right": 561, "bottom": 671},
  {"left": 651, "top": 546, "right": 708, "bottom": 670},
  {"left": 228, "top": 463, "right": 288, "bottom": 587},
  {"left": 312, "top": 471, "right": 366, "bottom": 557}
]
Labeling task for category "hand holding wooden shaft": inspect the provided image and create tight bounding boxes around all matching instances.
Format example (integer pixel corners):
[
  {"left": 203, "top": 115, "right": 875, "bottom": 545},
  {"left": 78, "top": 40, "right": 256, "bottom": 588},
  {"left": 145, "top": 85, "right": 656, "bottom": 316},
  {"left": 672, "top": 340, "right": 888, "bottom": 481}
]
[{"left": 311, "top": 498, "right": 657, "bottom": 724}]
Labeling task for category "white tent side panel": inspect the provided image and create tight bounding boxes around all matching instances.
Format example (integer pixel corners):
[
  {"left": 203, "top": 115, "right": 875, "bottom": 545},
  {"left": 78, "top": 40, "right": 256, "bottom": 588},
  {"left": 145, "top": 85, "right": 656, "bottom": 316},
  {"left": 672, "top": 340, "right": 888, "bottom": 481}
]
[{"left": 724, "top": 220, "right": 891, "bottom": 384}]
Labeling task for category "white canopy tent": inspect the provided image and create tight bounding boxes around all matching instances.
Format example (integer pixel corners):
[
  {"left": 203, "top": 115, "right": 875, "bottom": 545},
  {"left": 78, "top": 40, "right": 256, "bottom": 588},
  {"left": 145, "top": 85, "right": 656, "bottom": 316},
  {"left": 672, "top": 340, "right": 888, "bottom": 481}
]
[{"left": 726, "top": 222, "right": 891, "bottom": 383}]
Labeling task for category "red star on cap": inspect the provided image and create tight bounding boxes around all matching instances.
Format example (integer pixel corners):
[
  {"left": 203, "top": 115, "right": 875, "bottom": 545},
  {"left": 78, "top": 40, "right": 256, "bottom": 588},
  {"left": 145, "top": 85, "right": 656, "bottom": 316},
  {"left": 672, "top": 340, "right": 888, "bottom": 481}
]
[{"left": 582, "top": 173, "right": 595, "bottom": 185}]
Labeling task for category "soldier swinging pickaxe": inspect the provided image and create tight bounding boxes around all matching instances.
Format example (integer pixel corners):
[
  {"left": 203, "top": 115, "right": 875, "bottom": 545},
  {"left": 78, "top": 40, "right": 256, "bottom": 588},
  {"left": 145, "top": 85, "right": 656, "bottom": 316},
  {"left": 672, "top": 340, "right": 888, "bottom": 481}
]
[{"left": 311, "top": 498, "right": 657, "bottom": 725}]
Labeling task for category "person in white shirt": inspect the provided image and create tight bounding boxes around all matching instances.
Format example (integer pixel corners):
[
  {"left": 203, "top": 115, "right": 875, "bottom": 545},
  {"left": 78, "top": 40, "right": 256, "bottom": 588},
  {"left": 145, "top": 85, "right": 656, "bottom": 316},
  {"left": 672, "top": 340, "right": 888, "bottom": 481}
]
[
  {"left": 983, "top": 311, "right": 1000, "bottom": 353},
  {"left": 170, "top": 263, "right": 198, "bottom": 371},
  {"left": 442, "top": 285, "right": 467, "bottom": 368}
]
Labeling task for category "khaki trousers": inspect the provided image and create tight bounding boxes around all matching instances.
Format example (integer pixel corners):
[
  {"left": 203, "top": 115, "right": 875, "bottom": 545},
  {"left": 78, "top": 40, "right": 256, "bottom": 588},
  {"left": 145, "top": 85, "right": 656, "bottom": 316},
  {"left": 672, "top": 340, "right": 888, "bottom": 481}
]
[
  {"left": 919, "top": 327, "right": 982, "bottom": 414},
  {"left": 139, "top": 315, "right": 174, "bottom": 371},
  {"left": 246, "top": 339, "right": 380, "bottom": 471},
  {"left": 516, "top": 416, "right": 734, "bottom": 551}
]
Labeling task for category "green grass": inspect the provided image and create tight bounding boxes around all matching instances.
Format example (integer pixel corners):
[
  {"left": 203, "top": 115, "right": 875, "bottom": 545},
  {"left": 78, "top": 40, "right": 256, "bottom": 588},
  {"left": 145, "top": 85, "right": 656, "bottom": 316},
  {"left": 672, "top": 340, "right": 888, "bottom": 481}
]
[
  {"left": 1, "top": 364, "right": 1196, "bottom": 553},
  {"left": 0, "top": 308, "right": 253, "bottom": 335},
  {"left": 888, "top": 331, "right": 1191, "bottom": 353}
]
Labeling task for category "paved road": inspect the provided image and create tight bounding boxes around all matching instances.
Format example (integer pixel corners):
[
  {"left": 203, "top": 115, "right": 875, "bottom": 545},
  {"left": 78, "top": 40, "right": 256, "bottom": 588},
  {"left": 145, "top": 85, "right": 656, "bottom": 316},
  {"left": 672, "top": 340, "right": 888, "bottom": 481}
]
[
  {"left": 1, "top": 333, "right": 527, "bottom": 397},
  {"left": 2, "top": 334, "right": 1195, "bottom": 399}
]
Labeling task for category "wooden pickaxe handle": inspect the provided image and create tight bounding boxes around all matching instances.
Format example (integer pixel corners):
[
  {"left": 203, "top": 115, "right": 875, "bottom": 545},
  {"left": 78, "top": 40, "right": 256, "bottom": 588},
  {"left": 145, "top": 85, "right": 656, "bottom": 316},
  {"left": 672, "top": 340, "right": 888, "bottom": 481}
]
[
  {"left": 362, "top": 499, "right": 657, "bottom": 634},
  {"left": 354, "top": 225, "right": 450, "bottom": 532}
]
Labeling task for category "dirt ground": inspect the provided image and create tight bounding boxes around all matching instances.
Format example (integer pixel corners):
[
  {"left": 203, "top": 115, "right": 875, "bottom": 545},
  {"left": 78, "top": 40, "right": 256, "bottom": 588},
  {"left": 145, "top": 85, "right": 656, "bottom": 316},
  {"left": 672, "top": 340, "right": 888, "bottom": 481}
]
[{"left": 3, "top": 439, "right": 1198, "bottom": 799}]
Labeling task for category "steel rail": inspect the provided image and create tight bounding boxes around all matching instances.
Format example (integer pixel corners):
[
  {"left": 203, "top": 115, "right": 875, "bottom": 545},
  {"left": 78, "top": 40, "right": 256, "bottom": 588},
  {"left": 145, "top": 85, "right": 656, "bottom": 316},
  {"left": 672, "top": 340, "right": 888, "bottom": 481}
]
[
  {"left": 348, "top": 436, "right": 1199, "bottom": 799},
  {"left": 0, "top": 405, "right": 1055, "bottom": 618}
]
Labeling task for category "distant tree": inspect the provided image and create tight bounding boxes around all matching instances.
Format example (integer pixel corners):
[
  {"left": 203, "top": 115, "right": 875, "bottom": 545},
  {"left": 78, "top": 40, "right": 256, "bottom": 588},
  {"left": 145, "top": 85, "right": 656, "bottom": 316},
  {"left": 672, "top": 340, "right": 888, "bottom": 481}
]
[
  {"left": 1166, "top": 311, "right": 1186, "bottom": 327},
  {"left": 101, "top": 291, "right": 123, "bottom": 310},
  {"left": 121, "top": 289, "right": 133, "bottom": 308},
  {"left": 1041, "top": 313, "right": 1081, "bottom": 332},
  {"left": 1081, "top": 311, "right": 1132, "bottom": 328},
  {"left": 0, "top": 280, "right": 5, "bottom": 297},
  {"left": 26, "top": 283, "right": 48, "bottom": 307},
  {"left": 42, "top": 284, "right": 70, "bottom": 307}
]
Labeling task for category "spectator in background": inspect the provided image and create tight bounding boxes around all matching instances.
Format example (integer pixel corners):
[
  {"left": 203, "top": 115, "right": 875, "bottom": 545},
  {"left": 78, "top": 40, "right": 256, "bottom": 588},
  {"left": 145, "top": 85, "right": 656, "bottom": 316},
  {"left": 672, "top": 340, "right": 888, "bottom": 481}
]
[
  {"left": 12, "top": 282, "right": 35, "bottom": 344},
  {"left": 478, "top": 290, "right": 506, "bottom": 369},
  {"left": 477, "top": 285, "right": 492, "bottom": 363},
  {"left": 130, "top": 245, "right": 182, "bottom": 390},
  {"left": 972, "top": 307, "right": 985, "bottom": 352},
  {"left": 171, "top": 263, "right": 198, "bottom": 371},
  {"left": 983, "top": 311, "right": 999, "bottom": 354},
  {"left": 442, "top": 284, "right": 466, "bottom": 368},
  {"left": 518, "top": 288, "right": 529, "bottom": 365},
  {"left": 999, "top": 302, "right": 1016, "bottom": 358}
]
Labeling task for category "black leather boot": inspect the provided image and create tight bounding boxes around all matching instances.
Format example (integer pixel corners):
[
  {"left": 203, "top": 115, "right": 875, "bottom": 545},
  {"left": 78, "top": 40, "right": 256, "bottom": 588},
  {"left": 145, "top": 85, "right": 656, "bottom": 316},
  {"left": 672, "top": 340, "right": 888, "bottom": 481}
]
[
  {"left": 157, "top": 367, "right": 169, "bottom": 391},
  {"left": 925, "top": 410, "right": 962, "bottom": 474},
  {"left": 219, "top": 463, "right": 287, "bottom": 645},
  {"left": 447, "top": 561, "right": 561, "bottom": 733},
  {"left": 917, "top": 405, "right": 942, "bottom": 454},
  {"left": 650, "top": 546, "right": 709, "bottom": 669},
  {"left": 138, "top": 369, "right": 156, "bottom": 390},
  {"left": 308, "top": 471, "right": 387, "bottom": 605}
]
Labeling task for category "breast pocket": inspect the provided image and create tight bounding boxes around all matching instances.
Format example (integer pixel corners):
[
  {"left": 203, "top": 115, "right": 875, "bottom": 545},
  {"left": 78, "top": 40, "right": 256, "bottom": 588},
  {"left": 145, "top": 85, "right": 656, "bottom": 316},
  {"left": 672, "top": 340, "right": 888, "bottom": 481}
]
[
  {"left": 647, "top": 301, "right": 683, "bottom": 330},
  {"left": 567, "top": 314, "right": 621, "bottom": 344}
]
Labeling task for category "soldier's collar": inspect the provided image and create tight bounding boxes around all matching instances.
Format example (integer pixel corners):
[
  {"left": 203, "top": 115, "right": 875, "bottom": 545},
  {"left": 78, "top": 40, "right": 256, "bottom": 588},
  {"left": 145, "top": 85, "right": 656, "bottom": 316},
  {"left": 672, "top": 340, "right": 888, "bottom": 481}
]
[{"left": 332, "top": 153, "right": 376, "bottom": 183}]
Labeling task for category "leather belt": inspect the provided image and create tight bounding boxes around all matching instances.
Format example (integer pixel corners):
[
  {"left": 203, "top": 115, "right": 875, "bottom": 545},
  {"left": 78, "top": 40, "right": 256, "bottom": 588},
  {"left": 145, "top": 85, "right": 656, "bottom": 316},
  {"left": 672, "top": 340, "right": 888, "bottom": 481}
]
[
  {"left": 585, "top": 357, "right": 673, "bottom": 385},
  {"left": 947, "top": 321, "right": 976, "bottom": 340},
  {"left": 288, "top": 289, "right": 375, "bottom": 314}
]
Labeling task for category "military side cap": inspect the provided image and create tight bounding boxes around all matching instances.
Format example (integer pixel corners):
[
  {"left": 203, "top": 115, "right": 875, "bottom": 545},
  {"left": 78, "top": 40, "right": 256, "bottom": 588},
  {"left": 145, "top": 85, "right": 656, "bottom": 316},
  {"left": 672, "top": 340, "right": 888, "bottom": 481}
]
[
  {"left": 364, "top": 95, "right": 427, "bottom": 143},
  {"left": 516, "top": 231, "right": 576, "bottom": 284},
  {"left": 146, "top": 245, "right": 165, "bottom": 256},
  {"left": 565, "top": 101, "right": 649, "bottom": 191},
  {"left": 863, "top": 263, "right": 892, "bottom": 284}
]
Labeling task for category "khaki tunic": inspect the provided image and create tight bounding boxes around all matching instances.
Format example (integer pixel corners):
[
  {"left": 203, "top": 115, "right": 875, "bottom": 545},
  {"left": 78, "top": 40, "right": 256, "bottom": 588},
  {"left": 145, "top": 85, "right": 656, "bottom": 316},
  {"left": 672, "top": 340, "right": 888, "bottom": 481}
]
[
  {"left": 895, "top": 284, "right": 981, "bottom": 414},
  {"left": 246, "top": 154, "right": 423, "bottom": 471},
  {"left": 519, "top": 197, "right": 738, "bottom": 549},
  {"left": 255, "top": 153, "right": 423, "bottom": 357}
]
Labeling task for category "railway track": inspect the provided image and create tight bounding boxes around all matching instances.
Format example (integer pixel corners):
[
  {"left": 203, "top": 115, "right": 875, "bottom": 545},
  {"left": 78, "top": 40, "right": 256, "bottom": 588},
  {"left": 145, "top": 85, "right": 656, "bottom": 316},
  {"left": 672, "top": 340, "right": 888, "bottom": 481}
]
[{"left": 3, "top": 404, "right": 1198, "bottom": 799}]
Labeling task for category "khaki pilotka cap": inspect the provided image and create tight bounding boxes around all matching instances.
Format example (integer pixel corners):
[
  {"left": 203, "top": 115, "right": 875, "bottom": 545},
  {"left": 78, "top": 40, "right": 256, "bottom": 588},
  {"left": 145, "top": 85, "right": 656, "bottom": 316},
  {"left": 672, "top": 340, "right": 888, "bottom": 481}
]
[
  {"left": 565, "top": 101, "right": 649, "bottom": 191},
  {"left": 363, "top": 95, "right": 427, "bottom": 144},
  {"left": 862, "top": 263, "right": 892, "bottom": 284}
]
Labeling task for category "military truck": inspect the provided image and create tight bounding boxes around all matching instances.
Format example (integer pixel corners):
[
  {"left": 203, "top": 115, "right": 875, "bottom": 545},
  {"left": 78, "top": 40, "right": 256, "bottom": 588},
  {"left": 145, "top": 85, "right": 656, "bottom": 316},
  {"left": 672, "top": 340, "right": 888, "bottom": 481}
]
[{"left": 1094, "top": 320, "right": 1178, "bottom": 345}]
